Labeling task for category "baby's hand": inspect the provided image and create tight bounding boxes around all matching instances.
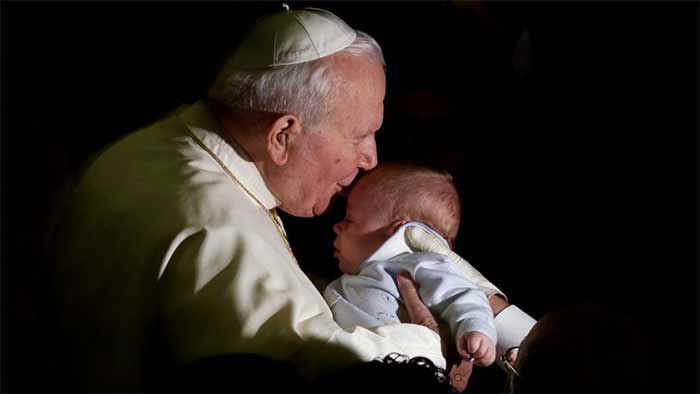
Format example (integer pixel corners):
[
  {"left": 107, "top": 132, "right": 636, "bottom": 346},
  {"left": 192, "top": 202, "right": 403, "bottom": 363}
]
[{"left": 458, "top": 332, "right": 496, "bottom": 367}]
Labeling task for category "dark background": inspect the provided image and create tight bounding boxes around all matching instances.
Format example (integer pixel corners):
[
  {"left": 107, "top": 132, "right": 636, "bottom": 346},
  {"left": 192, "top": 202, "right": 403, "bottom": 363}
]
[{"left": 2, "top": 1, "right": 698, "bottom": 392}]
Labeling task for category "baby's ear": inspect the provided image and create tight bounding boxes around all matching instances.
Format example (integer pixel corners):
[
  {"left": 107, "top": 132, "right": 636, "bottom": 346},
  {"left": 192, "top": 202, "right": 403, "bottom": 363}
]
[{"left": 388, "top": 218, "right": 409, "bottom": 236}]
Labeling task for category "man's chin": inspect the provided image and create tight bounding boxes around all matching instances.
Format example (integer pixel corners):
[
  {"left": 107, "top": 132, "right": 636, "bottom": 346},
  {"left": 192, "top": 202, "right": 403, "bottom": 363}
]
[
  {"left": 311, "top": 206, "right": 326, "bottom": 217},
  {"left": 311, "top": 197, "right": 335, "bottom": 216},
  {"left": 283, "top": 202, "right": 329, "bottom": 217}
]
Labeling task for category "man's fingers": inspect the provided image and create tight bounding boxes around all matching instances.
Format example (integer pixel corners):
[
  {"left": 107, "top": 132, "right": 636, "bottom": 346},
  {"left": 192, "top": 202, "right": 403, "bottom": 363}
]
[
  {"left": 505, "top": 347, "right": 519, "bottom": 365},
  {"left": 449, "top": 359, "right": 473, "bottom": 392},
  {"left": 396, "top": 271, "right": 439, "bottom": 334}
]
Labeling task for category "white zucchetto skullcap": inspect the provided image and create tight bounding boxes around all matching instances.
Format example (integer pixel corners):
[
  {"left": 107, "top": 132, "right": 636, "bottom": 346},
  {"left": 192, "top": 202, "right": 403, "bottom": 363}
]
[{"left": 229, "top": 6, "right": 357, "bottom": 69}]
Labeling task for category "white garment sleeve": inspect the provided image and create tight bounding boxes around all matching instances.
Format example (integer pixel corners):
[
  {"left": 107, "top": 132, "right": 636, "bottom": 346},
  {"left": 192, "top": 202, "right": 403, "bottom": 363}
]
[{"left": 494, "top": 304, "right": 537, "bottom": 369}]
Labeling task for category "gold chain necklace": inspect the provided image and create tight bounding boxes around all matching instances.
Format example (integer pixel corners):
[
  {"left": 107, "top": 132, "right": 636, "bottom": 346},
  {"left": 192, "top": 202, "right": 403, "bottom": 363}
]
[{"left": 187, "top": 130, "right": 298, "bottom": 264}]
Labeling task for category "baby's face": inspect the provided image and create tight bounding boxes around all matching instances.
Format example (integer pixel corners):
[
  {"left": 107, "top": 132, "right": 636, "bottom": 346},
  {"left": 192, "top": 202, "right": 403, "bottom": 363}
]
[{"left": 332, "top": 175, "right": 394, "bottom": 274}]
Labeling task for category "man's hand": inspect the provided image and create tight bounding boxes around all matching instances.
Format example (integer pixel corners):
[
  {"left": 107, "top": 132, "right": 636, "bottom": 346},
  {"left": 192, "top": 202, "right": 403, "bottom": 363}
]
[
  {"left": 404, "top": 225, "right": 507, "bottom": 300},
  {"left": 396, "top": 271, "right": 439, "bottom": 334},
  {"left": 458, "top": 332, "right": 496, "bottom": 367},
  {"left": 448, "top": 359, "right": 473, "bottom": 392},
  {"left": 489, "top": 293, "right": 510, "bottom": 317},
  {"left": 396, "top": 271, "right": 473, "bottom": 392}
]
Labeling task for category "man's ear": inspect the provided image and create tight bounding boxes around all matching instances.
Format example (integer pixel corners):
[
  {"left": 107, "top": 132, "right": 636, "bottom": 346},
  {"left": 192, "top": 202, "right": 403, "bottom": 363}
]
[{"left": 266, "top": 114, "right": 300, "bottom": 166}]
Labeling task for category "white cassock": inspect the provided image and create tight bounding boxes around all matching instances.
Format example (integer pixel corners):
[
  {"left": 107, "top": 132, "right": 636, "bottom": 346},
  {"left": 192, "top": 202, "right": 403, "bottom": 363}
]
[{"left": 53, "top": 101, "right": 443, "bottom": 391}]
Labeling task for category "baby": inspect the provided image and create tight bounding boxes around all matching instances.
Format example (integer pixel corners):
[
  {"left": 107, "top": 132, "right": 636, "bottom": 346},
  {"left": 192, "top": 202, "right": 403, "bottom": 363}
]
[{"left": 324, "top": 162, "right": 497, "bottom": 367}]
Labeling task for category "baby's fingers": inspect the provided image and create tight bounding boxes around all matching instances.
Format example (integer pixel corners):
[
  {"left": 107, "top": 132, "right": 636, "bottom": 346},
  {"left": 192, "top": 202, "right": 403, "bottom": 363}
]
[
  {"left": 468, "top": 336, "right": 487, "bottom": 360},
  {"left": 475, "top": 344, "right": 496, "bottom": 367},
  {"left": 457, "top": 336, "right": 472, "bottom": 360}
]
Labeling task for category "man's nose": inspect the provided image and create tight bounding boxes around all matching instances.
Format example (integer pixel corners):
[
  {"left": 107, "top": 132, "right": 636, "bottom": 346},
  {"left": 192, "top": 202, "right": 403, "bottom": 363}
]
[
  {"left": 358, "top": 137, "right": 378, "bottom": 170},
  {"left": 333, "top": 221, "right": 342, "bottom": 234}
]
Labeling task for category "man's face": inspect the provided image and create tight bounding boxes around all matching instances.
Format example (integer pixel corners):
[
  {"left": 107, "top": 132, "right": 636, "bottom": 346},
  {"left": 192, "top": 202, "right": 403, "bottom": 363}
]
[
  {"left": 332, "top": 174, "right": 393, "bottom": 274},
  {"left": 281, "top": 53, "right": 385, "bottom": 217}
]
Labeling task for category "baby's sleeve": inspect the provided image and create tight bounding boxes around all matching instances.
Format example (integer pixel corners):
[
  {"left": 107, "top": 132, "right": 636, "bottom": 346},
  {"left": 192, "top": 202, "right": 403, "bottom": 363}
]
[{"left": 398, "top": 253, "right": 498, "bottom": 344}]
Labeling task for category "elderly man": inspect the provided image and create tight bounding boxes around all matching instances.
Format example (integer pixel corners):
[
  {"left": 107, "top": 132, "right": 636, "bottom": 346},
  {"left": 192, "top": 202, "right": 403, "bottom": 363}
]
[{"left": 53, "top": 6, "right": 534, "bottom": 392}]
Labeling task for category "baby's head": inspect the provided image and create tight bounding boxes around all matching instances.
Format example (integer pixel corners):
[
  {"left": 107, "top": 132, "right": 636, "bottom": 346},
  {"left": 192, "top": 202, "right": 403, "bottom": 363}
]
[{"left": 333, "top": 162, "right": 461, "bottom": 274}]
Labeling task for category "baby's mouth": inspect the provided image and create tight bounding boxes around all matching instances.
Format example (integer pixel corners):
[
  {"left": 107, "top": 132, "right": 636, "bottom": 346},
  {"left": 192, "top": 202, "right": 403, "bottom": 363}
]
[{"left": 332, "top": 244, "right": 341, "bottom": 259}]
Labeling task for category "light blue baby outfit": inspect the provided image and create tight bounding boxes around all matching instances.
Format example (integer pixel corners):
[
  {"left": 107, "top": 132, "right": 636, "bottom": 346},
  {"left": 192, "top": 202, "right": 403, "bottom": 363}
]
[{"left": 324, "top": 222, "right": 497, "bottom": 350}]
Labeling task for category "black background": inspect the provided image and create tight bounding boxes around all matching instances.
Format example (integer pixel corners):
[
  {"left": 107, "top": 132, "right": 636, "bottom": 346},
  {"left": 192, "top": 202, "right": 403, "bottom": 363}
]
[{"left": 2, "top": 1, "right": 698, "bottom": 392}]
